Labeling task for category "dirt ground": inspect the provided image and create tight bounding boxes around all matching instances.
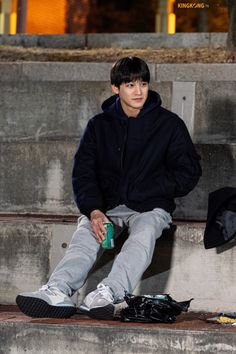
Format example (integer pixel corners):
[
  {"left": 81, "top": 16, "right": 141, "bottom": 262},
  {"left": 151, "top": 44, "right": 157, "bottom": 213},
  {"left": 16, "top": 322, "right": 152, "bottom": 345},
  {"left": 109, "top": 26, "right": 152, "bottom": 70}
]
[{"left": 0, "top": 45, "right": 230, "bottom": 63}]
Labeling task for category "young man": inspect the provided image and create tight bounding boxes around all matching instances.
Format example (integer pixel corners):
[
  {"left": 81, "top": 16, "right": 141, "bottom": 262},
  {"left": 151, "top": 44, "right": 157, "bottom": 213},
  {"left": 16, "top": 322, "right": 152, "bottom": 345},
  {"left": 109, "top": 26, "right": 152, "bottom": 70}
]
[{"left": 16, "top": 57, "right": 202, "bottom": 320}]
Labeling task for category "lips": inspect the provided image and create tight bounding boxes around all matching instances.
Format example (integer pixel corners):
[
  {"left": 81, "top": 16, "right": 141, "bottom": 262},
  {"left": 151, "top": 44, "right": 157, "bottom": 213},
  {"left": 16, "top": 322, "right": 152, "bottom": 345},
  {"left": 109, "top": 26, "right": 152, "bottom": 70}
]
[{"left": 133, "top": 98, "right": 143, "bottom": 102}]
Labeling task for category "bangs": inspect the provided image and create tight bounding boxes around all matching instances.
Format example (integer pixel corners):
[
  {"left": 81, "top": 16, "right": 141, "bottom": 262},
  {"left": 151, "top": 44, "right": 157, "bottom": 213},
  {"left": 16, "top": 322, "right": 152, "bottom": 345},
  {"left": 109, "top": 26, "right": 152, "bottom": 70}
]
[{"left": 122, "top": 71, "right": 150, "bottom": 84}]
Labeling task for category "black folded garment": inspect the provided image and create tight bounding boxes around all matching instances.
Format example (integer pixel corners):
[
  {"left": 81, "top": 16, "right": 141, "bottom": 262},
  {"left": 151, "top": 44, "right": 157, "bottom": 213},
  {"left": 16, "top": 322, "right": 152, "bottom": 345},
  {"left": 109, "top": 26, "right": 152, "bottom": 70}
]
[
  {"left": 120, "top": 293, "right": 193, "bottom": 323},
  {"left": 216, "top": 210, "right": 236, "bottom": 242}
]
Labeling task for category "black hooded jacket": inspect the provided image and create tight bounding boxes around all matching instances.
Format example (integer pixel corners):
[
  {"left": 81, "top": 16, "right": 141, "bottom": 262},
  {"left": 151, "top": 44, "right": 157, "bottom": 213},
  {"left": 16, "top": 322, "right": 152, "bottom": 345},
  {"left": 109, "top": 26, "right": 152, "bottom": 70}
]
[{"left": 72, "top": 90, "right": 202, "bottom": 218}]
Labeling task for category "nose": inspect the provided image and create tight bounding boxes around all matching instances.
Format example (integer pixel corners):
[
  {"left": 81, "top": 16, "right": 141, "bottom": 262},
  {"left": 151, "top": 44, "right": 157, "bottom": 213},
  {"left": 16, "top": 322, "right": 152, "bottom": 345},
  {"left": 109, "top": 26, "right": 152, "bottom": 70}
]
[{"left": 135, "top": 83, "right": 142, "bottom": 95}]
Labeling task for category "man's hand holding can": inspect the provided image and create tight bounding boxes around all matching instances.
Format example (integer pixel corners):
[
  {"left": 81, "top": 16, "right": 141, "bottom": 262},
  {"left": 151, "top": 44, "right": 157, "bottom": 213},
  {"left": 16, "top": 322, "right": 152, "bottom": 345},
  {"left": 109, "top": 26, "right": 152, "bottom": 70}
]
[{"left": 90, "top": 209, "right": 109, "bottom": 242}]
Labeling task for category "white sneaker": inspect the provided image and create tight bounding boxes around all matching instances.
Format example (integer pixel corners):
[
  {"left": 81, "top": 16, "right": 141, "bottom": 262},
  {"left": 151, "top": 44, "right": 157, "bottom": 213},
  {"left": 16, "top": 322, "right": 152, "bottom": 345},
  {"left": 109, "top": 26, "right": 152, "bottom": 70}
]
[
  {"left": 80, "top": 284, "right": 115, "bottom": 320},
  {"left": 16, "top": 285, "right": 76, "bottom": 318}
]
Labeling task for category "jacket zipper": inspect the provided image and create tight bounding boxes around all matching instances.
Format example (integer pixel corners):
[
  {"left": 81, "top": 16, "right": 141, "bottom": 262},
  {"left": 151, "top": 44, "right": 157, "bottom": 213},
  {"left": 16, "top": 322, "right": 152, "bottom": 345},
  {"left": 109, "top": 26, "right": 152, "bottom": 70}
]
[{"left": 120, "top": 122, "right": 129, "bottom": 170}]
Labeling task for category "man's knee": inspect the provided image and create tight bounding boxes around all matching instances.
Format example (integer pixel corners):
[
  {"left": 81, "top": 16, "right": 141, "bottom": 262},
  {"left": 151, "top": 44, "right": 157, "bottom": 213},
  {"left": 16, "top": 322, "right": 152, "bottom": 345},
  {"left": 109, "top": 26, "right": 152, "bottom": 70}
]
[
  {"left": 131, "top": 209, "right": 169, "bottom": 227},
  {"left": 128, "top": 209, "right": 171, "bottom": 241},
  {"left": 70, "top": 215, "right": 94, "bottom": 246}
]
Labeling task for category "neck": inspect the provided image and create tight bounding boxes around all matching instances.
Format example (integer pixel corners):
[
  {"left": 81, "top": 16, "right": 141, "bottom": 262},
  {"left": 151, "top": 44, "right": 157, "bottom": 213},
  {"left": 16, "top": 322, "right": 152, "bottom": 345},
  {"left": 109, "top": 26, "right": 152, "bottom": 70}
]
[{"left": 120, "top": 103, "right": 140, "bottom": 118}]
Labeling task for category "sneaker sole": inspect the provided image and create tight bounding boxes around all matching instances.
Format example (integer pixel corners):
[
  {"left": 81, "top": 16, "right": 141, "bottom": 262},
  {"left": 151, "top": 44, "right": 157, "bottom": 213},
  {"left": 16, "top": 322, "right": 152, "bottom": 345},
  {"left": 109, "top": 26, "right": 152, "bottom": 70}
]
[
  {"left": 16, "top": 295, "right": 76, "bottom": 318},
  {"left": 89, "top": 304, "right": 115, "bottom": 320}
]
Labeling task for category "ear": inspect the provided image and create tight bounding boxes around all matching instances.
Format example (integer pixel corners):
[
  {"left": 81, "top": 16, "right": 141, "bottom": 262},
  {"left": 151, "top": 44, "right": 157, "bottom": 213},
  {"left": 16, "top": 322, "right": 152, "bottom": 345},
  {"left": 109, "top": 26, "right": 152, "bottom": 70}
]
[{"left": 111, "top": 85, "right": 119, "bottom": 95}]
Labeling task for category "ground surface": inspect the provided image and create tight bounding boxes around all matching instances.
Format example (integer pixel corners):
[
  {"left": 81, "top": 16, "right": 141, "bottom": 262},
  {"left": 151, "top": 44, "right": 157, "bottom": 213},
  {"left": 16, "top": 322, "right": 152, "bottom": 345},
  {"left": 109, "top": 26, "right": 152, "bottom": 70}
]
[
  {"left": 0, "top": 45, "right": 230, "bottom": 63},
  {"left": 0, "top": 305, "right": 236, "bottom": 332}
]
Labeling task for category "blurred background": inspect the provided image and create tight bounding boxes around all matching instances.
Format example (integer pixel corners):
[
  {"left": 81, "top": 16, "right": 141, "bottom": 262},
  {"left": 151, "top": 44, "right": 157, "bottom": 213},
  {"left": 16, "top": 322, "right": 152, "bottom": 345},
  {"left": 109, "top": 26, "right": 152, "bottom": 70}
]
[{"left": 0, "top": 0, "right": 229, "bottom": 35}]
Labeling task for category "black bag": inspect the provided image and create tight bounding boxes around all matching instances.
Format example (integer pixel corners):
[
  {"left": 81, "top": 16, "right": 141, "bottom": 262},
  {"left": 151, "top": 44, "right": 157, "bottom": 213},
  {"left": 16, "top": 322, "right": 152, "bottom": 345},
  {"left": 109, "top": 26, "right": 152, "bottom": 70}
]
[{"left": 120, "top": 293, "right": 193, "bottom": 323}]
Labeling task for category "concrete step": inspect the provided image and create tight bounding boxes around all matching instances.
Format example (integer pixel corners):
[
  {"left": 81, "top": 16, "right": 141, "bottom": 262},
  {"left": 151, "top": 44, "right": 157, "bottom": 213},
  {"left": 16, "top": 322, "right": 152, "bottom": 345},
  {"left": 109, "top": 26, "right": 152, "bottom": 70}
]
[
  {"left": 0, "top": 141, "right": 235, "bottom": 219},
  {"left": 0, "top": 78, "right": 171, "bottom": 142},
  {"left": 1, "top": 215, "right": 236, "bottom": 312},
  {"left": 0, "top": 63, "right": 236, "bottom": 143},
  {"left": 0, "top": 32, "right": 228, "bottom": 49},
  {"left": 0, "top": 306, "right": 236, "bottom": 354},
  {"left": 0, "top": 62, "right": 235, "bottom": 220}
]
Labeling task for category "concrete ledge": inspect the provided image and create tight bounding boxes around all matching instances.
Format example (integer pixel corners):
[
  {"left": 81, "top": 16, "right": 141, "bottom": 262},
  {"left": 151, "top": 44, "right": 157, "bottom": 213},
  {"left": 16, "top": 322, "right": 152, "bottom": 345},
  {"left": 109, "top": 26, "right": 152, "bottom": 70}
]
[
  {"left": 87, "top": 32, "right": 227, "bottom": 49},
  {"left": 1, "top": 218, "right": 236, "bottom": 312},
  {"left": 87, "top": 33, "right": 213, "bottom": 48},
  {"left": 155, "top": 64, "right": 236, "bottom": 81},
  {"left": 0, "top": 62, "right": 156, "bottom": 82},
  {"left": 1, "top": 62, "right": 236, "bottom": 82},
  {"left": 1, "top": 142, "right": 235, "bottom": 219},
  {"left": 0, "top": 33, "right": 227, "bottom": 49},
  {"left": 0, "top": 63, "right": 235, "bottom": 144},
  {"left": 0, "top": 141, "right": 77, "bottom": 215},
  {"left": 1, "top": 316, "right": 236, "bottom": 354},
  {"left": 22, "top": 62, "right": 114, "bottom": 82},
  {"left": 0, "top": 34, "right": 86, "bottom": 48},
  {"left": 0, "top": 80, "right": 171, "bottom": 142}
]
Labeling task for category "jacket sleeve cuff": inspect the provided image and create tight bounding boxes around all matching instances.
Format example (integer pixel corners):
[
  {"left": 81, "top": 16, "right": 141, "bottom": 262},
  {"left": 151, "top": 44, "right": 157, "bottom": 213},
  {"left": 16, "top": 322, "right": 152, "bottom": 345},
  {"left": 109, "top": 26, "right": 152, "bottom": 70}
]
[{"left": 78, "top": 203, "right": 105, "bottom": 219}]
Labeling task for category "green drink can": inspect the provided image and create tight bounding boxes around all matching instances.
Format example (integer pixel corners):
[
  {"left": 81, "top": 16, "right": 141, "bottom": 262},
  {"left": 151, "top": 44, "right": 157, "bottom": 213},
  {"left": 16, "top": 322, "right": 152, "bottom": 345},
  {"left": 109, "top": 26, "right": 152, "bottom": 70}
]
[{"left": 102, "top": 222, "right": 114, "bottom": 249}]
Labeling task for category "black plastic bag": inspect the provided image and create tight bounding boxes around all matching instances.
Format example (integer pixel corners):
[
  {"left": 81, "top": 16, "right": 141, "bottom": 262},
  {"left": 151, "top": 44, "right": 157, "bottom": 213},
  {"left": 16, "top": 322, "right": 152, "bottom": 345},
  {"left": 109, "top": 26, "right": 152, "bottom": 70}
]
[{"left": 120, "top": 292, "right": 193, "bottom": 323}]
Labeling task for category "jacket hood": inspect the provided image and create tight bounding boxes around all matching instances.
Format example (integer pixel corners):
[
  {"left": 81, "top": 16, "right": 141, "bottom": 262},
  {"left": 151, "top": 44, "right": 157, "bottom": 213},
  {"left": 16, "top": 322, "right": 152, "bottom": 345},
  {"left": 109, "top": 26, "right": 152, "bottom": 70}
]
[{"left": 101, "top": 90, "right": 162, "bottom": 120}]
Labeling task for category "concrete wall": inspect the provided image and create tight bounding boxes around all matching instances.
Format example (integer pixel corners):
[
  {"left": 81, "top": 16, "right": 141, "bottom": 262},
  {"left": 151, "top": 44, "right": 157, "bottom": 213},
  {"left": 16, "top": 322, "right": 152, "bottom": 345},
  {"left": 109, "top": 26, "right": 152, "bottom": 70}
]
[
  {"left": 194, "top": 81, "right": 236, "bottom": 143},
  {"left": 1, "top": 218, "right": 236, "bottom": 312},
  {"left": 0, "top": 62, "right": 235, "bottom": 219},
  {"left": 0, "top": 221, "right": 52, "bottom": 303}
]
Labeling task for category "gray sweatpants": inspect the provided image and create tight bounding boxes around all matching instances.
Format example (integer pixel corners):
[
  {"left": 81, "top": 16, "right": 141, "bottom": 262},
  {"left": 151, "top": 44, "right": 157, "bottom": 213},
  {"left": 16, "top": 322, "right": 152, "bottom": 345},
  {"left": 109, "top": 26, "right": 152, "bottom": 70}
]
[{"left": 47, "top": 205, "right": 172, "bottom": 302}]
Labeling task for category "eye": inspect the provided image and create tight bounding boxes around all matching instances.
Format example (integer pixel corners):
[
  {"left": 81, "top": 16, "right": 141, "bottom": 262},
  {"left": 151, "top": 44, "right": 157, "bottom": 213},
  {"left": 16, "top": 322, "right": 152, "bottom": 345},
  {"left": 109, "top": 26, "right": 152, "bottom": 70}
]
[
  {"left": 141, "top": 82, "right": 148, "bottom": 87},
  {"left": 126, "top": 83, "right": 134, "bottom": 88}
]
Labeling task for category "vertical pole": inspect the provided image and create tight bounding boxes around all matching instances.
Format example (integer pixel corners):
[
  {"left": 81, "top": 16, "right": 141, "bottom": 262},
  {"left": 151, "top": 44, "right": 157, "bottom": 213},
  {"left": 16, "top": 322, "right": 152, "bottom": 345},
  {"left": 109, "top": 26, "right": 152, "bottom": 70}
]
[
  {"left": 198, "top": 8, "right": 208, "bottom": 32},
  {"left": 227, "top": 0, "right": 236, "bottom": 53},
  {"left": 155, "top": 0, "right": 168, "bottom": 33},
  {"left": 0, "top": 0, "right": 11, "bottom": 34},
  {"left": 17, "top": 0, "right": 27, "bottom": 33},
  {"left": 0, "top": 1, "right": 4, "bottom": 34}
]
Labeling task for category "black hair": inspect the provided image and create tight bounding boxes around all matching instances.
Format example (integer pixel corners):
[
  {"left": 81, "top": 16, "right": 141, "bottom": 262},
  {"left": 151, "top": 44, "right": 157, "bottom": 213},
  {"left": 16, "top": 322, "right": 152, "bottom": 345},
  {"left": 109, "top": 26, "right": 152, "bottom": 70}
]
[{"left": 110, "top": 57, "right": 150, "bottom": 87}]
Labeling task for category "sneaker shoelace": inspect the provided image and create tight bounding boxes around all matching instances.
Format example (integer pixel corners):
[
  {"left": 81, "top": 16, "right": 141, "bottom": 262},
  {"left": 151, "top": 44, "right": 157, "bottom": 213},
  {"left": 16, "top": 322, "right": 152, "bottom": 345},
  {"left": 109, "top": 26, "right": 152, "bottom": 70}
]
[
  {"left": 96, "top": 284, "right": 114, "bottom": 302},
  {"left": 39, "top": 285, "right": 61, "bottom": 296}
]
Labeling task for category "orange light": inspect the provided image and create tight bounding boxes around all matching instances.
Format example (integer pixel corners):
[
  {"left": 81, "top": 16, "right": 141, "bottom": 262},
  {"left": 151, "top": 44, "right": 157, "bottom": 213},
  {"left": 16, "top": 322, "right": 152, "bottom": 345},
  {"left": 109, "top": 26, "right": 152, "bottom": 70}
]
[
  {"left": 10, "top": 12, "right": 17, "bottom": 34},
  {"left": 27, "top": 0, "right": 66, "bottom": 34},
  {"left": 168, "top": 0, "right": 176, "bottom": 34},
  {"left": 168, "top": 13, "right": 176, "bottom": 33}
]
